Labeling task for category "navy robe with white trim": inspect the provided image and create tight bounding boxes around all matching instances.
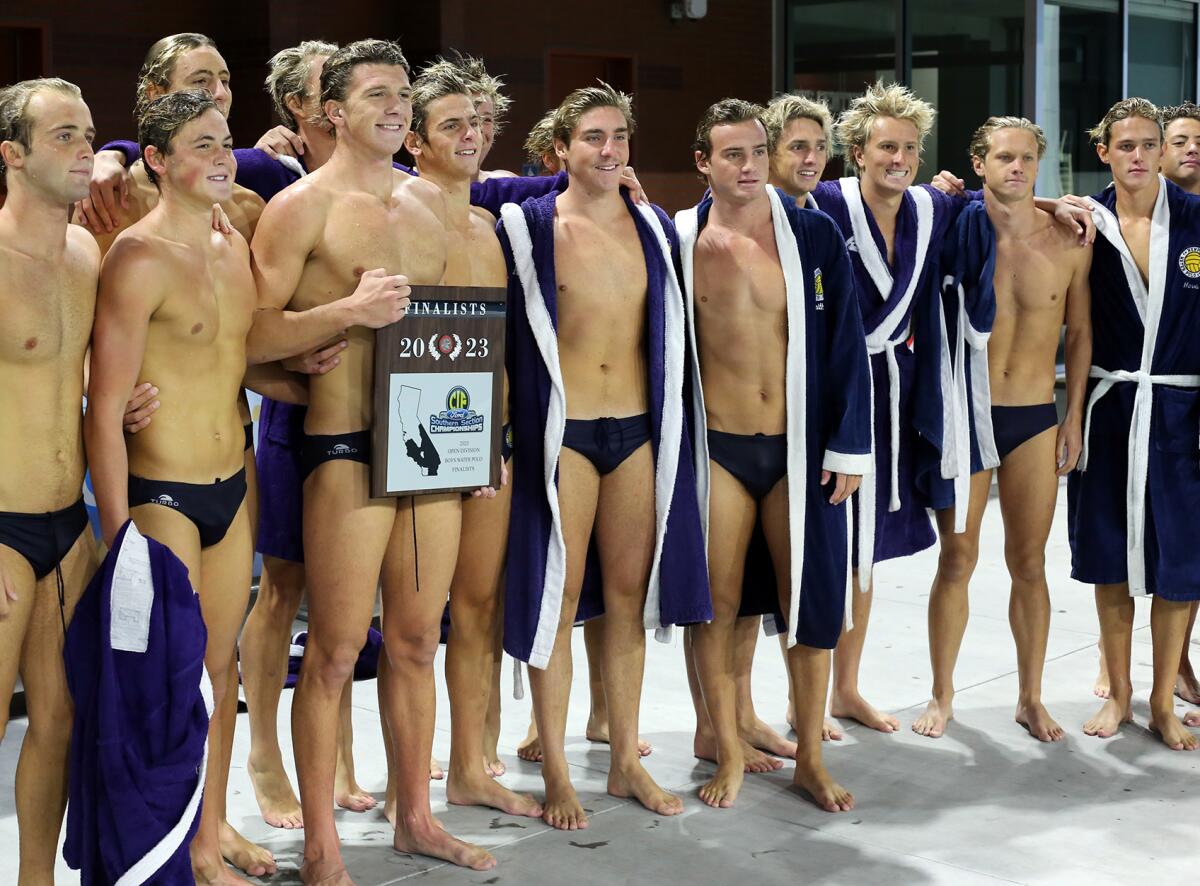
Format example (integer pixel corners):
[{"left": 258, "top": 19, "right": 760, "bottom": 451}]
[
  {"left": 497, "top": 189, "right": 711, "bottom": 669},
  {"left": 675, "top": 187, "right": 872, "bottom": 647},
  {"left": 1069, "top": 176, "right": 1200, "bottom": 600}
]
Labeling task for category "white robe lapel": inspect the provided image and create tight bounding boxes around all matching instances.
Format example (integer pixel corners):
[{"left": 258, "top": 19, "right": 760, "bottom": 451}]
[{"left": 499, "top": 203, "right": 569, "bottom": 668}]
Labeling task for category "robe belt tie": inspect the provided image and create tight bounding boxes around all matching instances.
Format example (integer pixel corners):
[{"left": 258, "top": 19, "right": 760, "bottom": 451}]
[{"left": 1079, "top": 366, "right": 1200, "bottom": 596}]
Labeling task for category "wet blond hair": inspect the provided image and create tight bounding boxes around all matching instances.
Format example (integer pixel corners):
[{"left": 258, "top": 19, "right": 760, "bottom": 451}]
[
  {"left": 318, "top": 39, "right": 409, "bottom": 129},
  {"left": 265, "top": 39, "right": 338, "bottom": 131},
  {"left": 409, "top": 61, "right": 475, "bottom": 140},
  {"left": 968, "top": 116, "right": 1046, "bottom": 161},
  {"left": 135, "top": 33, "right": 219, "bottom": 123},
  {"left": 764, "top": 93, "right": 832, "bottom": 149},
  {"left": 552, "top": 81, "right": 635, "bottom": 147},
  {"left": 524, "top": 109, "right": 557, "bottom": 170},
  {"left": 0, "top": 77, "right": 83, "bottom": 185},
  {"left": 1088, "top": 97, "right": 1162, "bottom": 146},
  {"left": 450, "top": 52, "right": 511, "bottom": 134},
  {"left": 835, "top": 81, "right": 934, "bottom": 172}
]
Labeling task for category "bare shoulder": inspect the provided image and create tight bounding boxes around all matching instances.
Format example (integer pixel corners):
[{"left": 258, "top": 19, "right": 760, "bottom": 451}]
[
  {"left": 469, "top": 204, "right": 498, "bottom": 227},
  {"left": 65, "top": 224, "right": 102, "bottom": 271},
  {"left": 232, "top": 184, "right": 265, "bottom": 221},
  {"left": 257, "top": 173, "right": 329, "bottom": 239},
  {"left": 398, "top": 171, "right": 445, "bottom": 208}
]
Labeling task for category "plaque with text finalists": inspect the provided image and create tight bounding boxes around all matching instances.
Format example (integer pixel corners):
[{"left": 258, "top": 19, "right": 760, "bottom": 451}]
[{"left": 371, "top": 285, "right": 506, "bottom": 498}]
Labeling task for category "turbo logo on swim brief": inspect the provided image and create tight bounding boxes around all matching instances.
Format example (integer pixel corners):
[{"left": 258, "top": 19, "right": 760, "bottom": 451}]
[
  {"left": 153, "top": 494, "right": 180, "bottom": 508},
  {"left": 328, "top": 443, "right": 358, "bottom": 456},
  {"left": 1179, "top": 247, "right": 1200, "bottom": 278}
]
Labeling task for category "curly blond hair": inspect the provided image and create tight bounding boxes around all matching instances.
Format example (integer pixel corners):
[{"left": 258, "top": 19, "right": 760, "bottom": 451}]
[
  {"left": 265, "top": 40, "right": 338, "bottom": 131},
  {"left": 449, "top": 52, "right": 511, "bottom": 134},
  {"left": 524, "top": 109, "right": 557, "bottom": 170},
  {"left": 834, "top": 81, "right": 934, "bottom": 172}
]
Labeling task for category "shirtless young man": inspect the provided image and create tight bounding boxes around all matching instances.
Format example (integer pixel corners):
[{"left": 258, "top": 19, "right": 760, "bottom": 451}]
[
  {"left": 0, "top": 77, "right": 100, "bottom": 886},
  {"left": 1094, "top": 102, "right": 1200, "bottom": 713},
  {"left": 247, "top": 39, "right": 496, "bottom": 878},
  {"left": 78, "top": 33, "right": 264, "bottom": 252},
  {"left": 85, "top": 89, "right": 264, "bottom": 886},
  {"left": 678, "top": 100, "right": 870, "bottom": 811},
  {"left": 1064, "top": 99, "right": 1200, "bottom": 751},
  {"left": 497, "top": 84, "right": 709, "bottom": 830},
  {"left": 402, "top": 61, "right": 541, "bottom": 820},
  {"left": 912, "top": 118, "right": 1091, "bottom": 741}
]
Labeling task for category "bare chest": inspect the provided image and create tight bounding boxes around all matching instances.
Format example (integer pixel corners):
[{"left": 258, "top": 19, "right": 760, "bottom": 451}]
[
  {"left": 444, "top": 214, "right": 506, "bottom": 287},
  {"left": 1118, "top": 217, "right": 1152, "bottom": 284},
  {"left": 150, "top": 247, "right": 254, "bottom": 348},
  {"left": 301, "top": 196, "right": 447, "bottom": 308},
  {"left": 994, "top": 237, "right": 1073, "bottom": 317},
  {"left": 694, "top": 228, "right": 786, "bottom": 320},
  {"left": 554, "top": 217, "right": 648, "bottom": 320},
  {"left": 0, "top": 248, "right": 95, "bottom": 365}
]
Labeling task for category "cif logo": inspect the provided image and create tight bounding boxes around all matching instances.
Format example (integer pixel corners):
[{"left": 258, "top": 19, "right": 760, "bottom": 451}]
[
  {"left": 1179, "top": 247, "right": 1200, "bottom": 278},
  {"left": 446, "top": 386, "right": 470, "bottom": 413}
]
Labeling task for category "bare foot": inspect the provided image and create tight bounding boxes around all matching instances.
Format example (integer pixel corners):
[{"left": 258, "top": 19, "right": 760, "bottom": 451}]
[
  {"left": 741, "top": 717, "right": 797, "bottom": 758},
  {"left": 299, "top": 860, "right": 356, "bottom": 886},
  {"left": 429, "top": 756, "right": 445, "bottom": 780},
  {"left": 334, "top": 767, "right": 378, "bottom": 813},
  {"left": 299, "top": 859, "right": 356, "bottom": 886},
  {"left": 822, "top": 718, "right": 844, "bottom": 741},
  {"left": 247, "top": 757, "right": 304, "bottom": 829},
  {"left": 447, "top": 771, "right": 543, "bottom": 817},
  {"left": 517, "top": 720, "right": 543, "bottom": 763},
  {"left": 830, "top": 689, "right": 899, "bottom": 733},
  {"left": 1184, "top": 709, "right": 1200, "bottom": 728},
  {"left": 586, "top": 714, "right": 652, "bottom": 756},
  {"left": 394, "top": 817, "right": 496, "bottom": 870},
  {"left": 1082, "top": 698, "right": 1132, "bottom": 738},
  {"left": 219, "top": 821, "right": 277, "bottom": 877},
  {"left": 694, "top": 731, "right": 783, "bottom": 773},
  {"left": 792, "top": 759, "right": 854, "bottom": 813},
  {"left": 698, "top": 760, "right": 743, "bottom": 809},
  {"left": 608, "top": 761, "right": 683, "bottom": 816},
  {"left": 912, "top": 699, "right": 953, "bottom": 739},
  {"left": 1015, "top": 700, "right": 1065, "bottom": 742},
  {"left": 483, "top": 754, "right": 506, "bottom": 777},
  {"left": 193, "top": 845, "right": 255, "bottom": 885},
  {"left": 1176, "top": 671, "right": 1200, "bottom": 705},
  {"left": 1149, "top": 713, "right": 1200, "bottom": 751},
  {"left": 1093, "top": 666, "right": 1111, "bottom": 699},
  {"left": 541, "top": 774, "right": 589, "bottom": 830}
]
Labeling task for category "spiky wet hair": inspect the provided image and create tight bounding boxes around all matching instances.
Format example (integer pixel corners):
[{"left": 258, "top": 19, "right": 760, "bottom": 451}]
[
  {"left": 835, "top": 81, "right": 935, "bottom": 172},
  {"left": 410, "top": 61, "right": 476, "bottom": 141}
]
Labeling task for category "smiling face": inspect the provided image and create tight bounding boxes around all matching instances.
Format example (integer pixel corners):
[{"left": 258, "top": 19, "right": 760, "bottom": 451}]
[
  {"left": 473, "top": 93, "right": 496, "bottom": 162},
  {"left": 5, "top": 89, "right": 96, "bottom": 204},
  {"left": 151, "top": 107, "right": 235, "bottom": 203},
  {"left": 973, "top": 127, "right": 1039, "bottom": 205},
  {"left": 162, "top": 46, "right": 232, "bottom": 117},
  {"left": 556, "top": 105, "right": 630, "bottom": 192},
  {"left": 770, "top": 116, "right": 827, "bottom": 197},
  {"left": 697, "top": 118, "right": 770, "bottom": 207},
  {"left": 327, "top": 63, "right": 412, "bottom": 157},
  {"left": 1162, "top": 116, "right": 1200, "bottom": 191},
  {"left": 854, "top": 115, "right": 919, "bottom": 197},
  {"left": 407, "top": 92, "right": 481, "bottom": 180},
  {"left": 1098, "top": 115, "right": 1162, "bottom": 193}
]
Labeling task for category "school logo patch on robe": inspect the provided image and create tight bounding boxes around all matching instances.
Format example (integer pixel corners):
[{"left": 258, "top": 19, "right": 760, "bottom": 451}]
[
  {"left": 813, "top": 268, "right": 825, "bottom": 310},
  {"left": 1179, "top": 246, "right": 1200, "bottom": 278}
]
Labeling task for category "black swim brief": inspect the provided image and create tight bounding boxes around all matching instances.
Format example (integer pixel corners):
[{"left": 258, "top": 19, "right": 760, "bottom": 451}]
[
  {"left": 299, "top": 430, "right": 371, "bottom": 482},
  {"left": 0, "top": 498, "right": 89, "bottom": 580},
  {"left": 244, "top": 422, "right": 254, "bottom": 453},
  {"left": 707, "top": 429, "right": 788, "bottom": 501},
  {"left": 128, "top": 468, "right": 248, "bottom": 549},
  {"left": 562, "top": 414, "right": 651, "bottom": 475},
  {"left": 991, "top": 403, "right": 1058, "bottom": 462}
]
